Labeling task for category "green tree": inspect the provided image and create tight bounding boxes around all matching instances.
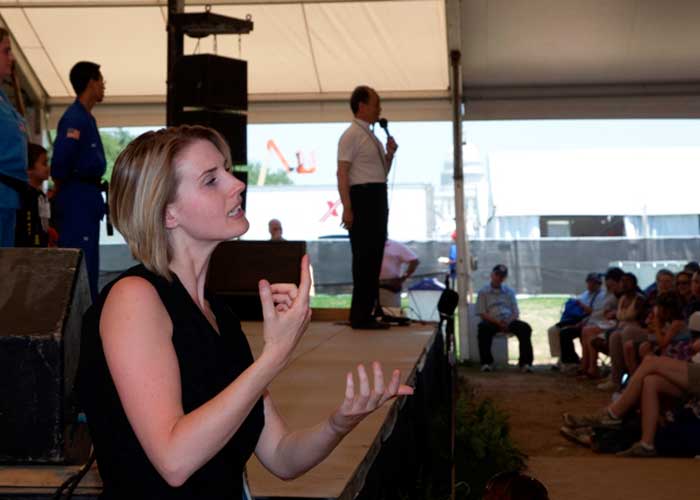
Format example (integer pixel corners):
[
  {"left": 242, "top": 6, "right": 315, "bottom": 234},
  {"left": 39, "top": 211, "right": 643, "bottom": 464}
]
[
  {"left": 100, "top": 128, "right": 136, "bottom": 182},
  {"left": 236, "top": 162, "right": 293, "bottom": 186}
]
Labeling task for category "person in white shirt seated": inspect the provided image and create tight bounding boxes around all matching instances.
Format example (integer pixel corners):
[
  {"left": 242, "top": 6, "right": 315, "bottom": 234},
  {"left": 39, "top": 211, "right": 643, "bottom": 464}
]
[{"left": 377, "top": 239, "right": 419, "bottom": 315}]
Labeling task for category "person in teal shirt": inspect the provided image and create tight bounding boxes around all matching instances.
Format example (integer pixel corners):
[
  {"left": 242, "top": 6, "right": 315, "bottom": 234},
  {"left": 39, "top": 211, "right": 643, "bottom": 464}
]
[{"left": 0, "top": 28, "right": 28, "bottom": 247}]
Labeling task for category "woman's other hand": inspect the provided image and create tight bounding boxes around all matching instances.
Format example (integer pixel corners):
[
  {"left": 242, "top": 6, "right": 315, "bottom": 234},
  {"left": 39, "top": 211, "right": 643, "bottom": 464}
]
[{"left": 329, "top": 362, "right": 413, "bottom": 435}]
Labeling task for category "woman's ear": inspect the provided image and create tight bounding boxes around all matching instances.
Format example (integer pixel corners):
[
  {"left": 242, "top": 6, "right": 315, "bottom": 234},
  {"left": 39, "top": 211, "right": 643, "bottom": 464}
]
[{"left": 164, "top": 203, "right": 178, "bottom": 229}]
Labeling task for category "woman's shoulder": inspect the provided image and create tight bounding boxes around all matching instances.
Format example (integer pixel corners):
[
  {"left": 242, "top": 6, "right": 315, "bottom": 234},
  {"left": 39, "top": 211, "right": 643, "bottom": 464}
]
[
  {"left": 95, "top": 265, "right": 169, "bottom": 314},
  {"left": 100, "top": 271, "right": 173, "bottom": 340}
]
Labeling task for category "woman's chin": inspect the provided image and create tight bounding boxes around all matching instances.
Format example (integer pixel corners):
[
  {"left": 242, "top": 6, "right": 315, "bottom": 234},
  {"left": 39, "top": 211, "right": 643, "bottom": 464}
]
[{"left": 229, "top": 217, "right": 250, "bottom": 239}]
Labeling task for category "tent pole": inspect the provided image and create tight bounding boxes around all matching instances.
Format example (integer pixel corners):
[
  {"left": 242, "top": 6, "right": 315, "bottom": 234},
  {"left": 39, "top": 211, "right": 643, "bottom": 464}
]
[{"left": 450, "top": 50, "right": 471, "bottom": 362}]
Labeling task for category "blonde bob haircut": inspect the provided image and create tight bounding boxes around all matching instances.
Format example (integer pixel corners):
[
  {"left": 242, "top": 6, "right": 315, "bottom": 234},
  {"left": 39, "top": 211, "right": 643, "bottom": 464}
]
[{"left": 110, "top": 125, "right": 232, "bottom": 281}]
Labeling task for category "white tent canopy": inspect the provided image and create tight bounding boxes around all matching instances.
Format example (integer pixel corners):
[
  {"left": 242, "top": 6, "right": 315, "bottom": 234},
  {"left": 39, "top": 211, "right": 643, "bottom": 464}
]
[
  {"left": 3, "top": 0, "right": 700, "bottom": 126},
  {"left": 1, "top": 0, "right": 450, "bottom": 126}
]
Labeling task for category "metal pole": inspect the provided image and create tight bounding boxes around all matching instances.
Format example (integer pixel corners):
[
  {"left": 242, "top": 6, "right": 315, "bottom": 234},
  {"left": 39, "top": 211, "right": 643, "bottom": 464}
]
[
  {"left": 166, "top": 0, "right": 184, "bottom": 126},
  {"left": 450, "top": 50, "right": 471, "bottom": 361}
]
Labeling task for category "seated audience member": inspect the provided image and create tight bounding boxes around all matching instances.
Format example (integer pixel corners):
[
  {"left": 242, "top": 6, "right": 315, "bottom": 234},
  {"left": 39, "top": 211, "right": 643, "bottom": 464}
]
[
  {"left": 674, "top": 271, "right": 694, "bottom": 319},
  {"left": 579, "top": 267, "right": 625, "bottom": 374},
  {"left": 626, "top": 291, "right": 692, "bottom": 373},
  {"left": 563, "top": 339, "right": 700, "bottom": 457},
  {"left": 15, "top": 143, "right": 57, "bottom": 247},
  {"left": 644, "top": 269, "right": 675, "bottom": 306},
  {"left": 378, "top": 239, "right": 419, "bottom": 310},
  {"left": 578, "top": 268, "right": 624, "bottom": 375},
  {"left": 551, "top": 272, "right": 607, "bottom": 369},
  {"left": 684, "top": 261, "right": 700, "bottom": 275},
  {"left": 268, "top": 218, "right": 285, "bottom": 241},
  {"left": 477, "top": 264, "right": 533, "bottom": 373},
  {"left": 581, "top": 272, "right": 646, "bottom": 380},
  {"left": 685, "top": 271, "right": 700, "bottom": 320}
]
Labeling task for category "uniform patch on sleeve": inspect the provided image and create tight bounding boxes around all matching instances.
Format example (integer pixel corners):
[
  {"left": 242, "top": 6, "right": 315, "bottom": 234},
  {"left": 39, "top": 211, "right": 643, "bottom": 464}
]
[{"left": 66, "top": 128, "right": 81, "bottom": 140}]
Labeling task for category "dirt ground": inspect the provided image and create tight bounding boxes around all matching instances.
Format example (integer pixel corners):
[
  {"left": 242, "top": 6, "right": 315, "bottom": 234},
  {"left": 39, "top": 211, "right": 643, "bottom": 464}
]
[
  {"left": 463, "top": 365, "right": 700, "bottom": 500},
  {"left": 463, "top": 367, "right": 610, "bottom": 458}
]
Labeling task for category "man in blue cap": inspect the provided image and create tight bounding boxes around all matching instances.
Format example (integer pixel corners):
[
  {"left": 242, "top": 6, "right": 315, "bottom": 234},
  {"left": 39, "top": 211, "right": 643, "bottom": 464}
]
[
  {"left": 476, "top": 264, "right": 534, "bottom": 372},
  {"left": 52, "top": 61, "right": 106, "bottom": 301}
]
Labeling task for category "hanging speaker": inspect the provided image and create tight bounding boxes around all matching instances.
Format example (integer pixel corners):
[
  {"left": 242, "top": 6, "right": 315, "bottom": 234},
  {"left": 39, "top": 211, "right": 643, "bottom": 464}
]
[{"left": 174, "top": 54, "right": 247, "bottom": 111}]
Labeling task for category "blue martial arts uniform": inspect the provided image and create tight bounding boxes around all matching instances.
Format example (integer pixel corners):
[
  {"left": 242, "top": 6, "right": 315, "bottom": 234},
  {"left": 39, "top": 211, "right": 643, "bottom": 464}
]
[
  {"left": 52, "top": 99, "right": 106, "bottom": 301},
  {"left": 0, "top": 88, "right": 28, "bottom": 247}
]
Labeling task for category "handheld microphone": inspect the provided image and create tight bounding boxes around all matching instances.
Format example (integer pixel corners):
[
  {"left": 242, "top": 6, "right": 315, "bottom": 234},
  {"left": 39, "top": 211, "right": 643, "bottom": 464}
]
[{"left": 378, "top": 118, "right": 390, "bottom": 137}]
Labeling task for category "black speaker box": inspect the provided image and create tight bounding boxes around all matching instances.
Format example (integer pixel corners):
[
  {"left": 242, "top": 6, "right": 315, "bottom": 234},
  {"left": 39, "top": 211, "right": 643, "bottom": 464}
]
[
  {"left": 207, "top": 241, "right": 306, "bottom": 320},
  {"left": 0, "top": 248, "right": 92, "bottom": 464},
  {"left": 174, "top": 54, "right": 247, "bottom": 111},
  {"left": 175, "top": 109, "right": 247, "bottom": 166}
]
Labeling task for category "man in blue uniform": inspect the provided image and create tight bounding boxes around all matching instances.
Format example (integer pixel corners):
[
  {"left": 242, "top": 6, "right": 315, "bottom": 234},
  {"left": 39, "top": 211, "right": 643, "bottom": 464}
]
[{"left": 52, "top": 61, "right": 106, "bottom": 300}]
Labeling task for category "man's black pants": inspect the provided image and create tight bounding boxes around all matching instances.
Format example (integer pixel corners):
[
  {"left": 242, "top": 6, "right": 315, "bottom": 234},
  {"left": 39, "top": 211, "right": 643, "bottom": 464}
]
[
  {"left": 559, "top": 325, "right": 582, "bottom": 364},
  {"left": 348, "top": 183, "right": 388, "bottom": 326},
  {"left": 478, "top": 319, "right": 533, "bottom": 366}
]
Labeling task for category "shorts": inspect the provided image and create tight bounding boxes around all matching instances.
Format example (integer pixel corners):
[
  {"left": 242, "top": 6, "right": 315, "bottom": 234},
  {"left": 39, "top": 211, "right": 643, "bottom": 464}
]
[{"left": 688, "top": 362, "right": 700, "bottom": 398}]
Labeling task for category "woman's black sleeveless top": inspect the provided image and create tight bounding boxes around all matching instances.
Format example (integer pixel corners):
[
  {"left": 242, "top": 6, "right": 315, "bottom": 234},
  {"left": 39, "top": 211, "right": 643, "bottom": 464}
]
[{"left": 76, "top": 264, "right": 264, "bottom": 499}]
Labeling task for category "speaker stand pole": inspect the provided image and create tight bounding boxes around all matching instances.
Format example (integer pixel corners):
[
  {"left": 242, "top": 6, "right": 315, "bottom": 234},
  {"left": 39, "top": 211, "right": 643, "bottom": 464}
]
[{"left": 167, "top": 0, "right": 185, "bottom": 127}]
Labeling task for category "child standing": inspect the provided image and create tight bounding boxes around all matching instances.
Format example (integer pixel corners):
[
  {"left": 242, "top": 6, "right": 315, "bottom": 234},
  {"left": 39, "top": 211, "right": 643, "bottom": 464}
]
[{"left": 15, "top": 143, "right": 56, "bottom": 247}]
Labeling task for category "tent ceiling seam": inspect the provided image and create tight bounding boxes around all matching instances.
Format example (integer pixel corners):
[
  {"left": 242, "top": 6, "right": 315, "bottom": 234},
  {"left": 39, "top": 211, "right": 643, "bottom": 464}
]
[
  {"left": 301, "top": 3, "right": 322, "bottom": 93},
  {"left": 20, "top": 7, "right": 70, "bottom": 95}
]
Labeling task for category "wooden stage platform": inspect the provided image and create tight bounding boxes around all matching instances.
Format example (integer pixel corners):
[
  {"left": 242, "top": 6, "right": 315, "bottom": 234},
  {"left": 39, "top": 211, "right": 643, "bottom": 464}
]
[{"left": 0, "top": 319, "right": 442, "bottom": 499}]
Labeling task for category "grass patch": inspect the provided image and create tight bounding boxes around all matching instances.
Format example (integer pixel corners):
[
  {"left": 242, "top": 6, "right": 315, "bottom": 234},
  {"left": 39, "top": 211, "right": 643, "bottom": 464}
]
[
  {"left": 517, "top": 296, "right": 567, "bottom": 364},
  {"left": 310, "top": 294, "right": 352, "bottom": 308},
  {"left": 311, "top": 294, "right": 410, "bottom": 310}
]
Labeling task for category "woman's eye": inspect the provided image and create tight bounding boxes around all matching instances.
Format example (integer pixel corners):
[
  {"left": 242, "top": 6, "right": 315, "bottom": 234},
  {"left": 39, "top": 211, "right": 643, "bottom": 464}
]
[{"left": 206, "top": 177, "right": 217, "bottom": 186}]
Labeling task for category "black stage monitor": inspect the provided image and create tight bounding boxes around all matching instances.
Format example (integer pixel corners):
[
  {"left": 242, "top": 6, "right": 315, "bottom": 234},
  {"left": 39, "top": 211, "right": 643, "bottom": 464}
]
[
  {"left": 207, "top": 240, "right": 306, "bottom": 320},
  {"left": 0, "top": 248, "right": 91, "bottom": 464}
]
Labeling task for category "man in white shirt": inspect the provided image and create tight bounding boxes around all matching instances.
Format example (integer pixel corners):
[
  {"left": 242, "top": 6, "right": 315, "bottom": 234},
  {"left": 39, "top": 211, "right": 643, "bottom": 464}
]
[{"left": 337, "top": 86, "right": 398, "bottom": 329}]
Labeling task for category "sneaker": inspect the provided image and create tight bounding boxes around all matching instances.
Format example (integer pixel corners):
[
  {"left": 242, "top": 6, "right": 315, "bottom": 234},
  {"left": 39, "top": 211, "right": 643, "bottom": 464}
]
[
  {"left": 562, "top": 409, "right": 622, "bottom": 429},
  {"left": 480, "top": 364, "right": 493, "bottom": 372},
  {"left": 560, "top": 363, "right": 579, "bottom": 375},
  {"left": 596, "top": 380, "right": 618, "bottom": 391},
  {"left": 616, "top": 441, "right": 657, "bottom": 458},
  {"left": 560, "top": 425, "right": 592, "bottom": 447},
  {"left": 520, "top": 364, "right": 533, "bottom": 373}
]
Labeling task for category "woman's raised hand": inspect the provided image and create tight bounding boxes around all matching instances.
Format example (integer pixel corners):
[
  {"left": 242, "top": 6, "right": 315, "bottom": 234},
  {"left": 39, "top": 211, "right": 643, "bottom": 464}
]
[
  {"left": 329, "top": 362, "right": 414, "bottom": 435},
  {"left": 259, "top": 254, "right": 312, "bottom": 368}
]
